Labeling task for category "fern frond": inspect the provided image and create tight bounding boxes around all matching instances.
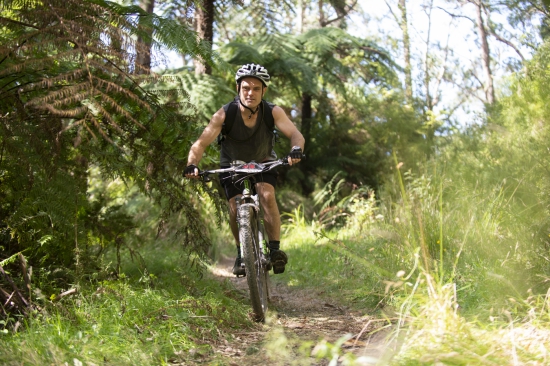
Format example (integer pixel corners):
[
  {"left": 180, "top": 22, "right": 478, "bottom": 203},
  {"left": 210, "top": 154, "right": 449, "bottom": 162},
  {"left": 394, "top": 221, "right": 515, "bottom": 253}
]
[{"left": 0, "top": 0, "right": 264, "bottom": 280}]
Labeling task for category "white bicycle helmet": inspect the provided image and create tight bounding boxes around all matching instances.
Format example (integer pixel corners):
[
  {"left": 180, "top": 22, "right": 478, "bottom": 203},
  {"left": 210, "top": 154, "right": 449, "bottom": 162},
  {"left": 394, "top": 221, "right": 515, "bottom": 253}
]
[{"left": 235, "top": 63, "right": 270, "bottom": 86}]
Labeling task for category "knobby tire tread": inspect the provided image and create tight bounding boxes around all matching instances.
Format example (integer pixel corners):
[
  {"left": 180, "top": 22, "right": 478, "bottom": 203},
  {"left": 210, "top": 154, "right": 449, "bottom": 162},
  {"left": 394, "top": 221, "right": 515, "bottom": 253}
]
[{"left": 239, "top": 205, "right": 268, "bottom": 322}]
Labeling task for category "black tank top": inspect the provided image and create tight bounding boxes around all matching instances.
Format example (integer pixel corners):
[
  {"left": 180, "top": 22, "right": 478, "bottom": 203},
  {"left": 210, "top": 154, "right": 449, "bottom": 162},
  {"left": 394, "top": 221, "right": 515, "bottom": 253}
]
[{"left": 220, "top": 103, "right": 277, "bottom": 166}]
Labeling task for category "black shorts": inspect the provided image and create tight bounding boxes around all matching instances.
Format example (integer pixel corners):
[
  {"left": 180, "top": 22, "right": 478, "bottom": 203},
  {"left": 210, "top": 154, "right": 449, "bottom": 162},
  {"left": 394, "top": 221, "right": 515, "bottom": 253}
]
[{"left": 219, "top": 166, "right": 278, "bottom": 200}]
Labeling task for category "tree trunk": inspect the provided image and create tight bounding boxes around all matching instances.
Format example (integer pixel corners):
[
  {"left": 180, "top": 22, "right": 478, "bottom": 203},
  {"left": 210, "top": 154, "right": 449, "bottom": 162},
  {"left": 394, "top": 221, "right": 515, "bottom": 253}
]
[
  {"left": 136, "top": 0, "right": 155, "bottom": 75},
  {"left": 422, "top": 0, "right": 434, "bottom": 112},
  {"left": 298, "top": 0, "right": 305, "bottom": 33},
  {"left": 398, "top": 0, "right": 413, "bottom": 102},
  {"left": 318, "top": 0, "right": 325, "bottom": 27},
  {"left": 194, "top": 0, "right": 214, "bottom": 75},
  {"left": 473, "top": 0, "right": 494, "bottom": 105},
  {"left": 301, "top": 92, "right": 312, "bottom": 153}
]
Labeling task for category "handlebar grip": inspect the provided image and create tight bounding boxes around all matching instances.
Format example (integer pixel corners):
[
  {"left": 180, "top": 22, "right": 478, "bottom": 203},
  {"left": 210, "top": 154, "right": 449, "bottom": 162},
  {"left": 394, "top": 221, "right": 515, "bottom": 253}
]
[
  {"left": 198, "top": 171, "right": 212, "bottom": 182},
  {"left": 284, "top": 153, "right": 306, "bottom": 164}
]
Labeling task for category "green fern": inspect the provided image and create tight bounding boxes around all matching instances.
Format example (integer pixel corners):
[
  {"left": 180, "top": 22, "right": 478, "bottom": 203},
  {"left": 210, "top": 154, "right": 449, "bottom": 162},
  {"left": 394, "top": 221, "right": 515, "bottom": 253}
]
[{"left": 0, "top": 0, "right": 217, "bottom": 282}]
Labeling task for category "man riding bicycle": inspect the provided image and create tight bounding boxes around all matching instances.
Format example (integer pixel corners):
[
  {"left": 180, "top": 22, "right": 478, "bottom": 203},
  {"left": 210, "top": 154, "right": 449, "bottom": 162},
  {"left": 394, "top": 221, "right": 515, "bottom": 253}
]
[{"left": 184, "top": 63, "right": 305, "bottom": 277}]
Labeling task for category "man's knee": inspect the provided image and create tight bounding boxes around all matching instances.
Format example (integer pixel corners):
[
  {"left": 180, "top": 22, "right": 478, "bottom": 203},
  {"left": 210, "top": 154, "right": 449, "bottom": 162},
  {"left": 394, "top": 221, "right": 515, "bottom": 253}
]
[
  {"left": 261, "top": 193, "right": 278, "bottom": 214},
  {"left": 228, "top": 196, "right": 238, "bottom": 211},
  {"left": 257, "top": 183, "right": 275, "bottom": 199},
  {"left": 261, "top": 189, "right": 276, "bottom": 201}
]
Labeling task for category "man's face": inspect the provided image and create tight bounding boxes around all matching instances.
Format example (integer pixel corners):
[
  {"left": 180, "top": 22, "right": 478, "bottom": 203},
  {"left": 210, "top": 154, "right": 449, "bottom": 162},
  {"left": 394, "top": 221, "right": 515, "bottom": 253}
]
[{"left": 238, "top": 77, "right": 265, "bottom": 109}]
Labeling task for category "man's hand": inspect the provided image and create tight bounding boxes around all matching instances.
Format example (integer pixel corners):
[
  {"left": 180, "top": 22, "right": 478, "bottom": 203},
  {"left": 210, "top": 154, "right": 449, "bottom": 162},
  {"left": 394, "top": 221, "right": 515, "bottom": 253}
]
[
  {"left": 287, "top": 146, "right": 303, "bottom": 166},
  {"left": 184, "top": 164, "right": 200, "bottom": 178}
]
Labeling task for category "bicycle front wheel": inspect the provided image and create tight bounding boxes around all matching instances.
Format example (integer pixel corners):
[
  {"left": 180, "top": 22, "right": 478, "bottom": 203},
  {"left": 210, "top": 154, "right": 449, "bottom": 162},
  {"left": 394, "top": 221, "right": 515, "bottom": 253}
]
[{"left": 239, "top": 204, "right": 269, "bottom": 322}]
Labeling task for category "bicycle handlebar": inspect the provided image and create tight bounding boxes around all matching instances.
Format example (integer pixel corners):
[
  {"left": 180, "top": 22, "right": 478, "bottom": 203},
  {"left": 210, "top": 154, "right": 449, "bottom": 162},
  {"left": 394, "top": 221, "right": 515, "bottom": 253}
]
[{"left": 198, "top": 155, "right": 305, "bottom": 182}]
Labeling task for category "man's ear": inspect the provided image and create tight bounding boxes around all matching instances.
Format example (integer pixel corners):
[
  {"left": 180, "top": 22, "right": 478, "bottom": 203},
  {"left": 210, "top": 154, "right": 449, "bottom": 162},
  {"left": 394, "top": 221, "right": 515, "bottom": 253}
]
[{"left": 262, "top": 86, "right": 268, "bottom": 97}]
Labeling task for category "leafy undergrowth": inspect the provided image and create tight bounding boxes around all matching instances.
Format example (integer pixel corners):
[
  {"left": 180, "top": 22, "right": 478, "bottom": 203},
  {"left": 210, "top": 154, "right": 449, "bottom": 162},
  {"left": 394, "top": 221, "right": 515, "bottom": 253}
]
[
  {"left": 272, "top": 223, "right": 550, "bottom": 365},
  {"left": 0, "top": 241, "right": 255, "bottom": 366},
  {"left": 387, "top": 273, "right": 550, "bottom": 365},
  {"left": 3, "top": 178, "right": 550, "bottom": 365},
  {"left": 273, "top": 177, "right": 550, "bottom": 365},
  {"left": 275, "top": 206, "right": 395, "bottom": 314}
]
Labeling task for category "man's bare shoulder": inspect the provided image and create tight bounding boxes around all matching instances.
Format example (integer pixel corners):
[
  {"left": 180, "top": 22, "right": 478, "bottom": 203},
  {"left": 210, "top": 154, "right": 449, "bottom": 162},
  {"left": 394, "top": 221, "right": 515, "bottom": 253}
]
[
  {"left": 210, "top": 107, "right": 226, "bottom": 126},
  {"left": 272, "top": 105, "right": 293, "bottom": 124},
  {"left": 196, "top": 107, "right": 226, "bottom": 144}
]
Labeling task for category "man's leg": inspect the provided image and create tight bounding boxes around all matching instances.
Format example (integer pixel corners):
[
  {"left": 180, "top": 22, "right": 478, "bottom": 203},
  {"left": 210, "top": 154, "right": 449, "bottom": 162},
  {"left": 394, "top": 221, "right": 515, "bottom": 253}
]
[
  {"left": 256, "top": 182, "right": 280, "bottom": 241},
  {"left": 228, "top": 196, "right": 240, "bottom": 243},
  {"left": 220, "top": 171, "right": 248, "bottom": 277},
  {"left": 256, "top": 182, "right": 288, "bottom": 274},
  {"left": 228, "top": 196, "right": 246, "bottom": 277}
]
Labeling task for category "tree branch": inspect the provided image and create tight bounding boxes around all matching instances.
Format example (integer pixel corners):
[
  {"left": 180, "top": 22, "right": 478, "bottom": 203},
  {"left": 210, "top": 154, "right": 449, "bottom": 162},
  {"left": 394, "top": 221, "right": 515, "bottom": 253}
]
[
  {"left": 453, "top": 80, "right": 486, "bottom": 104},
  {"left": 52, "top": 288, "right": 78, "bottom": 302},
  {"left": 434, "top": 6, "right": 474, "bottom": 23},
  {"left": 321, "top": 0, "right": 359, "bottom": 27},
  {"left": 18, "top": 253, "right": 31, "bottom": 301},
  {"left": 487, "top": 29, "right": 524, "bottom": 61},
  {"left": 482, "top": 5, "right": 524, "bottom": 61},
  {"left": 384, "top": 0, "right": 400, "bottom": 24},
  {"left": 0, "top": 264, "right": 29, "bottom": 311},
  {"left": 0, "top": 16, "right": 39, "bottom": 29}
]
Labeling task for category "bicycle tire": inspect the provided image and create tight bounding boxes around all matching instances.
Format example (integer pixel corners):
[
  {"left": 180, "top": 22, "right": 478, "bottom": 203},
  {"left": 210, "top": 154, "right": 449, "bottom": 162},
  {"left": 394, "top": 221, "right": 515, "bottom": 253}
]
[{"left": 239, "top": 204, "right": 269, "bottom": 322}]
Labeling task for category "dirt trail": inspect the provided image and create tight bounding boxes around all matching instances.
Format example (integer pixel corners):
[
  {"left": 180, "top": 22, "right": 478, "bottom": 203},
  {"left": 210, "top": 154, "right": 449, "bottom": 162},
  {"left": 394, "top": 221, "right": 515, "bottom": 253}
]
[{"left": 204, "top": 257, "right": 394, "bottom": 365}]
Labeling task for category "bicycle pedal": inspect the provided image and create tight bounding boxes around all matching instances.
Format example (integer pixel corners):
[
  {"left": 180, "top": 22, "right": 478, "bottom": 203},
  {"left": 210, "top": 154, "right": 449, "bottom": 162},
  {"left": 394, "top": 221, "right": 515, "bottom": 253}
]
[
  {"left": 270, "top": 250, "right": 288, "bottom": 274},
  {"left": 232, "top": 260, "right": 246, "bottom": 277}
]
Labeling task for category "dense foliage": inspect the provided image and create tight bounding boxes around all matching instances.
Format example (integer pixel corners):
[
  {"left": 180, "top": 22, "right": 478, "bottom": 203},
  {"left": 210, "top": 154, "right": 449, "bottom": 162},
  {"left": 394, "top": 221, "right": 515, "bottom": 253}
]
[
  {"left": 3, "top": 0, "right": 550, "bottom": 363},
  {"left": 0, "top": 0, "right": 221, "bottom": 317}
]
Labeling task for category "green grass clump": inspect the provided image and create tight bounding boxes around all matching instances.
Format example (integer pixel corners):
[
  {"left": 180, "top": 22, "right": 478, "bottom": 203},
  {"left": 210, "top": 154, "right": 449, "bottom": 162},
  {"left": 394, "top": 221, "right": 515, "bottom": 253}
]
[
  {"left": 0, "top": 241, "right": 255, "bottom": 366},
  {"left": 272, "top": 146, "right": 550, "bottom": 364},
  {"left": 275, "top": 202, "right": 399, "bottom": 312},
  {"left": 387, "top": 270, "right": 550, "bottom": 365}
]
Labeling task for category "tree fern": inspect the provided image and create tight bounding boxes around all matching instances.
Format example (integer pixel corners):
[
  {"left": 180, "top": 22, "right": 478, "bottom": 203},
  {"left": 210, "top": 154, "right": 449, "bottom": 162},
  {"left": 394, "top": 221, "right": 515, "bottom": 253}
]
[{"left": 0, "top": 0, "right": 217, "bottom": 286}]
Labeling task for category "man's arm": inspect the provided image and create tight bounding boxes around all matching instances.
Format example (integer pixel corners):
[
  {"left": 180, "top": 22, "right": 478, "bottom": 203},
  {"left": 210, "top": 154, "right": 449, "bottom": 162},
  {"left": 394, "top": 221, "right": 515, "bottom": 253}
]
[
  {"left": 185, "top": 107, "right": 225, "bottom": 177},
  {"left": 272, "top": 106, "right": 305, "bottom": 165}
]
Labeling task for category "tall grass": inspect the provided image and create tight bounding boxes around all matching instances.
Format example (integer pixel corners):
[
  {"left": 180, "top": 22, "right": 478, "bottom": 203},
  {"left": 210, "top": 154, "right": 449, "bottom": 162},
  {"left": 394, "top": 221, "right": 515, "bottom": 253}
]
[
  {"left": 3, "top": 157, "right": 550, "bottom": 365},
  {"left": 271, "top": 138, "right": 550, "bottom": 364},
  {"left": 0, "top": 239, "right": 255, "bottom": 365}
]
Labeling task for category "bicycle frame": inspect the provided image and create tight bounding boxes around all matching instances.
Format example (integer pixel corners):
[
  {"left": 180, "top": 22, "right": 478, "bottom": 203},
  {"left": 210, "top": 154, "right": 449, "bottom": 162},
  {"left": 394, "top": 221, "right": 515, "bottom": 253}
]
[
  {"left": 200, "top": 158, "right": 288, "bottom": 321},
  {"left": 201, "top": 160, "right": 286, "bottom": 260}
]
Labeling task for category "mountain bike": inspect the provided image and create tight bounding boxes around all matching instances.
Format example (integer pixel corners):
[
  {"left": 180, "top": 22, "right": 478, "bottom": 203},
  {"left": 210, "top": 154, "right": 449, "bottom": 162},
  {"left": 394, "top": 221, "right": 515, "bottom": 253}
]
[{"left": 200, "top": 158, "right": 290, "bottom": 322}]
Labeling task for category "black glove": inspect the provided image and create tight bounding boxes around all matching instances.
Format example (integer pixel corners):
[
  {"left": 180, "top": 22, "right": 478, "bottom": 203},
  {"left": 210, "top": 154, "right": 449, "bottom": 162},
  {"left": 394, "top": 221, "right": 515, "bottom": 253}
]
[
  {"left": 184, "top": 164, "right": 199, "bottom": 176},
  {"left": 289, "top": 146, "right": 303, "bottom": 160}
]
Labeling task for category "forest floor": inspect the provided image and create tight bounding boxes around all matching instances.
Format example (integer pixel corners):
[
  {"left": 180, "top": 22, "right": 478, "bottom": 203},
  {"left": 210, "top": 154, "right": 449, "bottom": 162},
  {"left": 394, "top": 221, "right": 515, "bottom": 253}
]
[{"left": 190, "top": 256, "right": 396, "bottom": 366}]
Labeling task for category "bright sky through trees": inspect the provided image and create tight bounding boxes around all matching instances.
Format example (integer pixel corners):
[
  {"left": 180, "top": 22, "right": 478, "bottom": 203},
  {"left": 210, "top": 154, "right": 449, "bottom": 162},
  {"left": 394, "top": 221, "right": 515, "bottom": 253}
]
[
  {"left": 156, "top": 0, "right": 539, "bottom": 128},
  {"left": 356, "top": 0, "right": 539, "bottom": 127}
]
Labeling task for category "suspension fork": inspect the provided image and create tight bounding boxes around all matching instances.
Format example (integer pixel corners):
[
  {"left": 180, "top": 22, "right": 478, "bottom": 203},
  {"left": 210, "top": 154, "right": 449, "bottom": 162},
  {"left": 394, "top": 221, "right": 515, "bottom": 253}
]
[
  {"left": 247, "top": 180, "right": 268, "bottom": 256},
  {"left": 235, "top": 179, "right": 265, "bottom": 260}
]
